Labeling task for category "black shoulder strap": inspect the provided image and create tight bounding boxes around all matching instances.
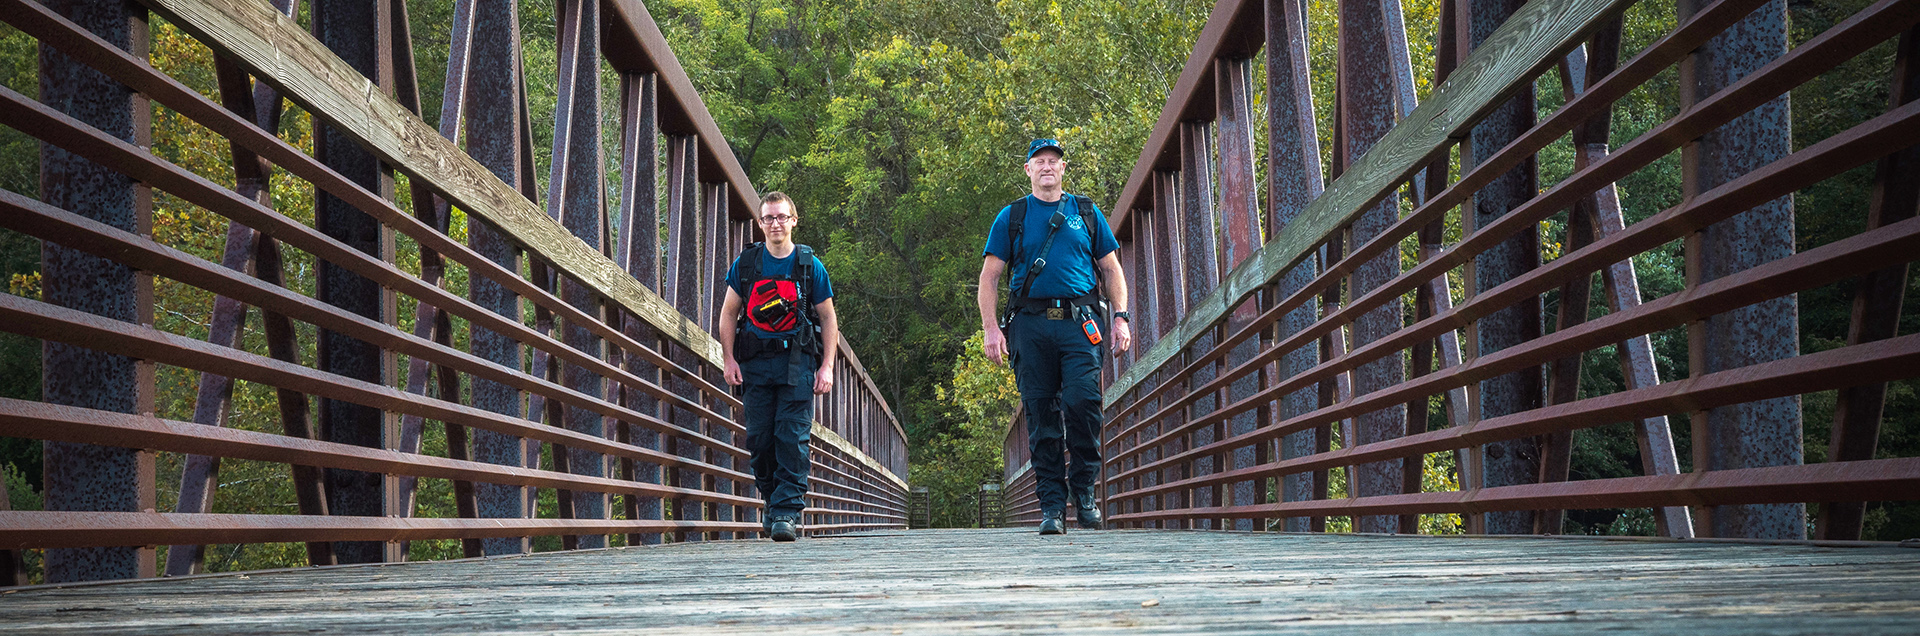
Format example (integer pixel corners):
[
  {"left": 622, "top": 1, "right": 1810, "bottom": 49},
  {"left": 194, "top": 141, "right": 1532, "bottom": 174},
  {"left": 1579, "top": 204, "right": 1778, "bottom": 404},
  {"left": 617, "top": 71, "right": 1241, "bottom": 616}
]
[
  {"left": 740, "top": 242, "right": 767, "bottom": 289},
  {"left": 1008, "top": 196, "right": 1028, "bottom": 269},
  {"left": 794, "top": 245, "right": 815, "bottom": 310},
  {"left": 1075, "top": 194, "right": 1105, "bottom": 299}
]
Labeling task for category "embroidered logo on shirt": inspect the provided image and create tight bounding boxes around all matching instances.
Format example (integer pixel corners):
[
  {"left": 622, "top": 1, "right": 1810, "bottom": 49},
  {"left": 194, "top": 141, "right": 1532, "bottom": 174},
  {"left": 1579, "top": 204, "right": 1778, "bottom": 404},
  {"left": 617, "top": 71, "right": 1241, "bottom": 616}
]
[{"left": 1066, "top": 213, "right": 1084, "bottom": 231}]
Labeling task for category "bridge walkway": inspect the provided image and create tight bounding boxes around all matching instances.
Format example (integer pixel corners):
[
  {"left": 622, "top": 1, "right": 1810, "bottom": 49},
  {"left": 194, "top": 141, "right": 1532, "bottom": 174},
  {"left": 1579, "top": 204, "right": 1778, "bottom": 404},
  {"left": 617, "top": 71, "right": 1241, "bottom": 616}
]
[{"left": 5, "top": 530, "right": 1918, "bottom": 634}]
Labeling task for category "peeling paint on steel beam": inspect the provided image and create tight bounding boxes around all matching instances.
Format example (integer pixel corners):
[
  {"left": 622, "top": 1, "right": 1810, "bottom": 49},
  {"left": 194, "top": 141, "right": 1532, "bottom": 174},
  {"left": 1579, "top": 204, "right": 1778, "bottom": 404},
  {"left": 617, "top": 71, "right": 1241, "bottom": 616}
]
[
  {"left": 1178, "top": 120, "right": 1222, "bottom": 525},
  {"left": 1465, "top": 0, "right": 1544, "bottom": 536},
  {"left": 1340, "top": 0, "right": 1410, "bottom": 535},
  {"left": 1266, "top": 0, "right": 1329, "bottom": 533},
  {"left": 308, "top": 0, "right": 391, "bottom": 564},
  {"left": 1216, "top": 57, "right": 1264, "bottom": 530},
  {"left": 551, "top": 0, "right": 611, "bottom": 549},
  {"left": 38, "top": 0, "right": 149, "bottom": 582},
  {"left": 616, "top": 71, "right": 665, "bottom": 546},
  {"left": 1680, "top": 0, "right": 1803, "bottom": 540},
  {"left": 468, "top": 0, "right": 533, "bottom": 558}
]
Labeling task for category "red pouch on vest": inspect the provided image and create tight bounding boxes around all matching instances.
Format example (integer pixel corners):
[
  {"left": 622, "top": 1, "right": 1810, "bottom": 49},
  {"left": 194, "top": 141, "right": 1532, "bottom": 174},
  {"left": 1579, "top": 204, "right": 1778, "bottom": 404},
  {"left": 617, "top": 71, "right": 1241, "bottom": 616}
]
[{"left": 747, "top": 278, "right": 801, "bottom": 332}]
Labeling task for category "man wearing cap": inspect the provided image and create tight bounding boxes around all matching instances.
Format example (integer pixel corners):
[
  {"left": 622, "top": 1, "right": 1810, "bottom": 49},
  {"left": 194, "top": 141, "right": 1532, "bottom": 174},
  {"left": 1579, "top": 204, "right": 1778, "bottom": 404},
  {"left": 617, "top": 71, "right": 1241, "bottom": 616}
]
[{"left": 976, "top": 138, "right": 1132, "bottom": 535}]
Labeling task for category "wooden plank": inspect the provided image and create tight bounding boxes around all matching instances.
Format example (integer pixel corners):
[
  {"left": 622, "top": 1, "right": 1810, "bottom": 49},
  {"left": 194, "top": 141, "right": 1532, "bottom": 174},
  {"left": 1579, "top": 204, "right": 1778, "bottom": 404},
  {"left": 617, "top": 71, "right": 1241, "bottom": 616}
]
[
  {"left": 141, "top": 0, "right": 724, "bottom": 366},
  {"left": 2, "top": 530, "right": 1916, "bottom": 633},
  {"left": 1105, "top": 0, "right": 1636, "bottom": 407}
]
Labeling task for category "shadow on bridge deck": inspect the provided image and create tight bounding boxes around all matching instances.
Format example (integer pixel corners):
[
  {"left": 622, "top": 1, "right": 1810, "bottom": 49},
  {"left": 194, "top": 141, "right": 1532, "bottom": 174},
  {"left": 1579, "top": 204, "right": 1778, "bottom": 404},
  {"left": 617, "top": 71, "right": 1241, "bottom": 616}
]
[{"left": 3, "top": 529, "right": 1917, "bottom": 634}]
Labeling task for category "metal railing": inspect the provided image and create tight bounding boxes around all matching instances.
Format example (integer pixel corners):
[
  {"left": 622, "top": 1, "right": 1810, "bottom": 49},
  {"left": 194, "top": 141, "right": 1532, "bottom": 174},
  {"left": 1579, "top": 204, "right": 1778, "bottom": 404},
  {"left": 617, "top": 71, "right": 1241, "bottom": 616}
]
[
  {"left": 1006, "top": 0, "right": 1920, "bottom": 539},
  {"left": 0, "top": 0, "right": 905, "bottom": 585}
]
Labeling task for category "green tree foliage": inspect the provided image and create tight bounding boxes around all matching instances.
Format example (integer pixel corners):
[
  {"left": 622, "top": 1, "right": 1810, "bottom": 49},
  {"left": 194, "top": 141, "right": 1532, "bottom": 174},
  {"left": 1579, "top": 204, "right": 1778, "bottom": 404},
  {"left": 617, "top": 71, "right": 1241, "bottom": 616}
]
[{"left": 918, "top": 331, "right": 1019, "bottom": 526}]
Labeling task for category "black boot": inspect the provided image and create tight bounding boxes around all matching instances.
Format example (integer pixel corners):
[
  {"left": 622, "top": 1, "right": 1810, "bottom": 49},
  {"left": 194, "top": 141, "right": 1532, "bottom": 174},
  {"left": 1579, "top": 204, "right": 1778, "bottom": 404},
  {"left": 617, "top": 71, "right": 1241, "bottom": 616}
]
[
  {"left": 1039, "top": 510, "right": 1066, "bottom": 535},
  {"left": 1075, "top": 491, "right": 1103, "bottom": 529}
]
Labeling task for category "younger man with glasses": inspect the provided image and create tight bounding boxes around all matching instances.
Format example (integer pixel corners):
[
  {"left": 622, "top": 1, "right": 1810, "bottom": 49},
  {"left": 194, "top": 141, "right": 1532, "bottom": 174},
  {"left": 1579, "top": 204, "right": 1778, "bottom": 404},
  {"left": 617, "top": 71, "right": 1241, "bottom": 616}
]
[{"left": 719, "top": 191, "right": 840, "bottom": 541}]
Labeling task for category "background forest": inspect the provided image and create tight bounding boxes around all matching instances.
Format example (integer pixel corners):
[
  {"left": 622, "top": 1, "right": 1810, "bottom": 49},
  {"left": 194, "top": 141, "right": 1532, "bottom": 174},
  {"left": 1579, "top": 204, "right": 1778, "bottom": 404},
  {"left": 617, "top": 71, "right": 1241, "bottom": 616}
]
[{"left": 2, "top": 0, "right": 1916, "bottom": 579}]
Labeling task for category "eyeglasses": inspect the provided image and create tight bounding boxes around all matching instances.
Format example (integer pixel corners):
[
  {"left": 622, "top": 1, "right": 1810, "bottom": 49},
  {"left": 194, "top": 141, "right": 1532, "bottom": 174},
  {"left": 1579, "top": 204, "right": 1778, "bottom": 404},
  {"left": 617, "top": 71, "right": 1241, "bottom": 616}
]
[{"left": 759, "top": 213, "right": 795, "bottom": 225}]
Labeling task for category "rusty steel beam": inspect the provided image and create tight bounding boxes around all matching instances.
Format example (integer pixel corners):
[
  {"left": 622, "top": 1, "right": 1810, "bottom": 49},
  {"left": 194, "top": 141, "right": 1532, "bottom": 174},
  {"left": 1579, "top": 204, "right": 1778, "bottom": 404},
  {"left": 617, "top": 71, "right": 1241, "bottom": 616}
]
[
  {"left": 1264, "top": 0, "right": 1328, "bottom": 533},
  {"left": 1338, "top": 0, "right": 1411, "bottom": 535},
  {"left": 1465, "top": 0, "right": 1544, "bottom": 536},
  {"left": 0, "top": 512, "right": 766, "bottom": 551},
  {"left": 465, "top": 0, "right": 531, "bottom": 558},
  {"left": 551, "top": 0, "right": 611, "bottom": 549},
  {"left": 1102, "top": 0, "right": 1774, "bottom": 433},
  {"left": 1681, "top": 0, "right": 1803, "bottom": 540},
  {"left": 0, "top": 400, "right": 763, "bottom": 506},
  {"left": 617, "top": 70, "right": 665, "bottom": 545},
  {"left": 1818, "top": 25, "right": 1920, "bottom": 542},
  {"left": 308, "top": 0, "right": 389, "bottom": 564},
  {"left": 37, "top": 0, "right": 152, "bottom": 583},
  {"left": 704, "top": 182, "right": 735, "bottom": 538},
  {"left": 1180, "top": 119, "right": 1222, "bottom": 525},
  {"left": 1100, "top": 0, "right": 1904, "bottom": 495},
  {"left": 1102, "top": 174, "right": 1920, "bottom": 504},
  {"left": 1216, "top": 56, "right": 1264, "bottom": 530},
  {"left": 665, "top": 134, "right": 704, "bottom": 538},
  {"left": 391, "top": 0, "right": 473, "bottom": 555}
]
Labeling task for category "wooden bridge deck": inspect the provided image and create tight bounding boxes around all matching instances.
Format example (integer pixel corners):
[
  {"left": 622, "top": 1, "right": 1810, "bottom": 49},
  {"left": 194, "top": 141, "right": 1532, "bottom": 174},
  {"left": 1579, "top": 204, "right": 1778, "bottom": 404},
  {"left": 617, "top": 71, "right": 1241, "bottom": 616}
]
[{"left": 4, "top": 529, "right": 1918, "bottom": 634}]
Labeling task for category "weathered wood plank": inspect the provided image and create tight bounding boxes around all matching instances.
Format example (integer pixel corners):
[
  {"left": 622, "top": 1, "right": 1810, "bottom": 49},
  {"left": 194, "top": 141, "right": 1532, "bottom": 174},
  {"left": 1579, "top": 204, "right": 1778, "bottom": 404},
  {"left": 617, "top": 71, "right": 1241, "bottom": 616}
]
[
  {"left": 141, "top": 0, "right": 722, "bottom": 366},
  {"left": 2, "top": 530, "right": 1916, "bottom": 634},
  {"left": 1106, "top": 0, "right": 1635, "bottom": 406}
]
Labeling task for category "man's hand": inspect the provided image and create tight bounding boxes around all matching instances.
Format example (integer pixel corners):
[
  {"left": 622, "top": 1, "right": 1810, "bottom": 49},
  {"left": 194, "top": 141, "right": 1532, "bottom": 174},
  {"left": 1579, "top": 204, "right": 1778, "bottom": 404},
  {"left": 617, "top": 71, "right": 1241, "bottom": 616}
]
[
  {"left": 813, "top": 364, "right": 835, "bottom": 394},
  {"left": 983, "top": 326, "right": 1010, "bottom": 365},
  {"left": 1112, "top": 318, "right": 1133, "bottom": 352},
  {"left": 724, "top": 356, "right": 743, "bottom": 386}
]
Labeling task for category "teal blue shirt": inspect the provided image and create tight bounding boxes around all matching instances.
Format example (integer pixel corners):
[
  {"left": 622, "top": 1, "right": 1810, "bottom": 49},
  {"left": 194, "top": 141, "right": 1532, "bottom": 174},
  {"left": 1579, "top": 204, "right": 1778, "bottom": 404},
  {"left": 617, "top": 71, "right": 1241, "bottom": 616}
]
[{"left": 982, "top": 194, "right": 1118, "bottom": 298}]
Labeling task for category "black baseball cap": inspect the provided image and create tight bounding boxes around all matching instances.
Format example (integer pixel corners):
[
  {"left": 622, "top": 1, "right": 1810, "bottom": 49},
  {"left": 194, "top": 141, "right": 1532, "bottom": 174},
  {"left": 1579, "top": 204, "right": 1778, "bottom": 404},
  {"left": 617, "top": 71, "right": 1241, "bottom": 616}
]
[{"left": 1026, "top": 138, "right": 1066, "bottom": 160}]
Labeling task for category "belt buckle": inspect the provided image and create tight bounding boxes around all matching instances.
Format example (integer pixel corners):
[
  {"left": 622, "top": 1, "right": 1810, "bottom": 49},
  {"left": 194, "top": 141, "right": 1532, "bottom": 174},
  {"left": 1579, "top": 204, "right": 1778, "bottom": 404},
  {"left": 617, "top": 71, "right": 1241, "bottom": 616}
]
[{"left": 1046, "top": 307, "right": 1065, "bottom": 320}]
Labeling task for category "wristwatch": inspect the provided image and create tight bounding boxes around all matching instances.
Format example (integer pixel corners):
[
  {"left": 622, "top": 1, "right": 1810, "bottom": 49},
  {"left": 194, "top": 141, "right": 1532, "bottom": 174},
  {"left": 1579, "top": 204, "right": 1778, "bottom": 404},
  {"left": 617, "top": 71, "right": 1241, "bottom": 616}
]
[{"left": 1112, "top": 311, "right": 1130, "bottom": 321}]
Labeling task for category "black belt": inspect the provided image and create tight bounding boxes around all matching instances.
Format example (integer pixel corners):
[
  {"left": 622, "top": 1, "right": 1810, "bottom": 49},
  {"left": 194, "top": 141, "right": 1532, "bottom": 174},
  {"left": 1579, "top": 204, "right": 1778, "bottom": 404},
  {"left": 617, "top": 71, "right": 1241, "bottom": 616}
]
[{"left": 1012, "top": 294, "right": 1100, "bottom": 319}]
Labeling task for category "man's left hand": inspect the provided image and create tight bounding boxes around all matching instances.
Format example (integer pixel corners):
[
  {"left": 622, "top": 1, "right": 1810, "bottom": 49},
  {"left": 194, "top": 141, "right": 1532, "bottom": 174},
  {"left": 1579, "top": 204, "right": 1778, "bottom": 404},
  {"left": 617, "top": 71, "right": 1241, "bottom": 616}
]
[
  {"left": 1112, "top": 318, "right": 1133, "bottom": 352},
  {"left": 813, "top": 364, "right": 836, "bottom": 395}
]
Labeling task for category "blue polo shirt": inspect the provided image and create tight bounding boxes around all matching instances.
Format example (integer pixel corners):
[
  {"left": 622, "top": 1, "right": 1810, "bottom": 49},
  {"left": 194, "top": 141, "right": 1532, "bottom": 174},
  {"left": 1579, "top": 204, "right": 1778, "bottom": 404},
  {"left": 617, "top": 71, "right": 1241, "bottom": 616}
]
[{"left": 982, "top": 194, "right": 1118, "bottom": 299}]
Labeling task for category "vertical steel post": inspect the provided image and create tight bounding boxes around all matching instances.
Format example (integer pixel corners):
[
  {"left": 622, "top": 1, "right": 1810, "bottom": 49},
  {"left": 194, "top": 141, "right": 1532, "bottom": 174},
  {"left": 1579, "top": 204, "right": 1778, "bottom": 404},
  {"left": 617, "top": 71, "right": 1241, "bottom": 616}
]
[
  {"left": 549, "top": 0, "right": 609, "bottom": 550},
  {"left": 665, "top": 134, "right": 702, "bottom": 540},
  {"left": 1267, "top": 0, "right": 1328, "bottom": 533},
  {"left": 1178, "top": 120, "right": 1219, "bottom": 528},
  {"left": 1149, "top": 170, "right": 1183, "bottom": 526},
  {"left": 1679, "top": 0, "right": 1802, "bottom": 540},
  {"left": 38, "top": 0, "right": 153, "bottom": 581},
  {"left": 1465, "top": 0, "right": 1543, "bottom": 535},
  {"left": 1817, "top": 26, "right": 1917, "bottom": 541},
  {"left": 1339, "top": 0, "right": 1409, "bottom": 535},
  {"left": 1215, "top": 56, "right": 1264, "bottom": 531},
  {"left": 307, "top": 0, "right": 390, "bottom": 564},
  {"left": 704, "top": 182, "right": 733, "bottom": 539},
  {"left": 617, "top": 70, "right": 664, "bottom": 546},
  {"left": 467, "top": 0, "right": 532, "bottom": 557}
]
